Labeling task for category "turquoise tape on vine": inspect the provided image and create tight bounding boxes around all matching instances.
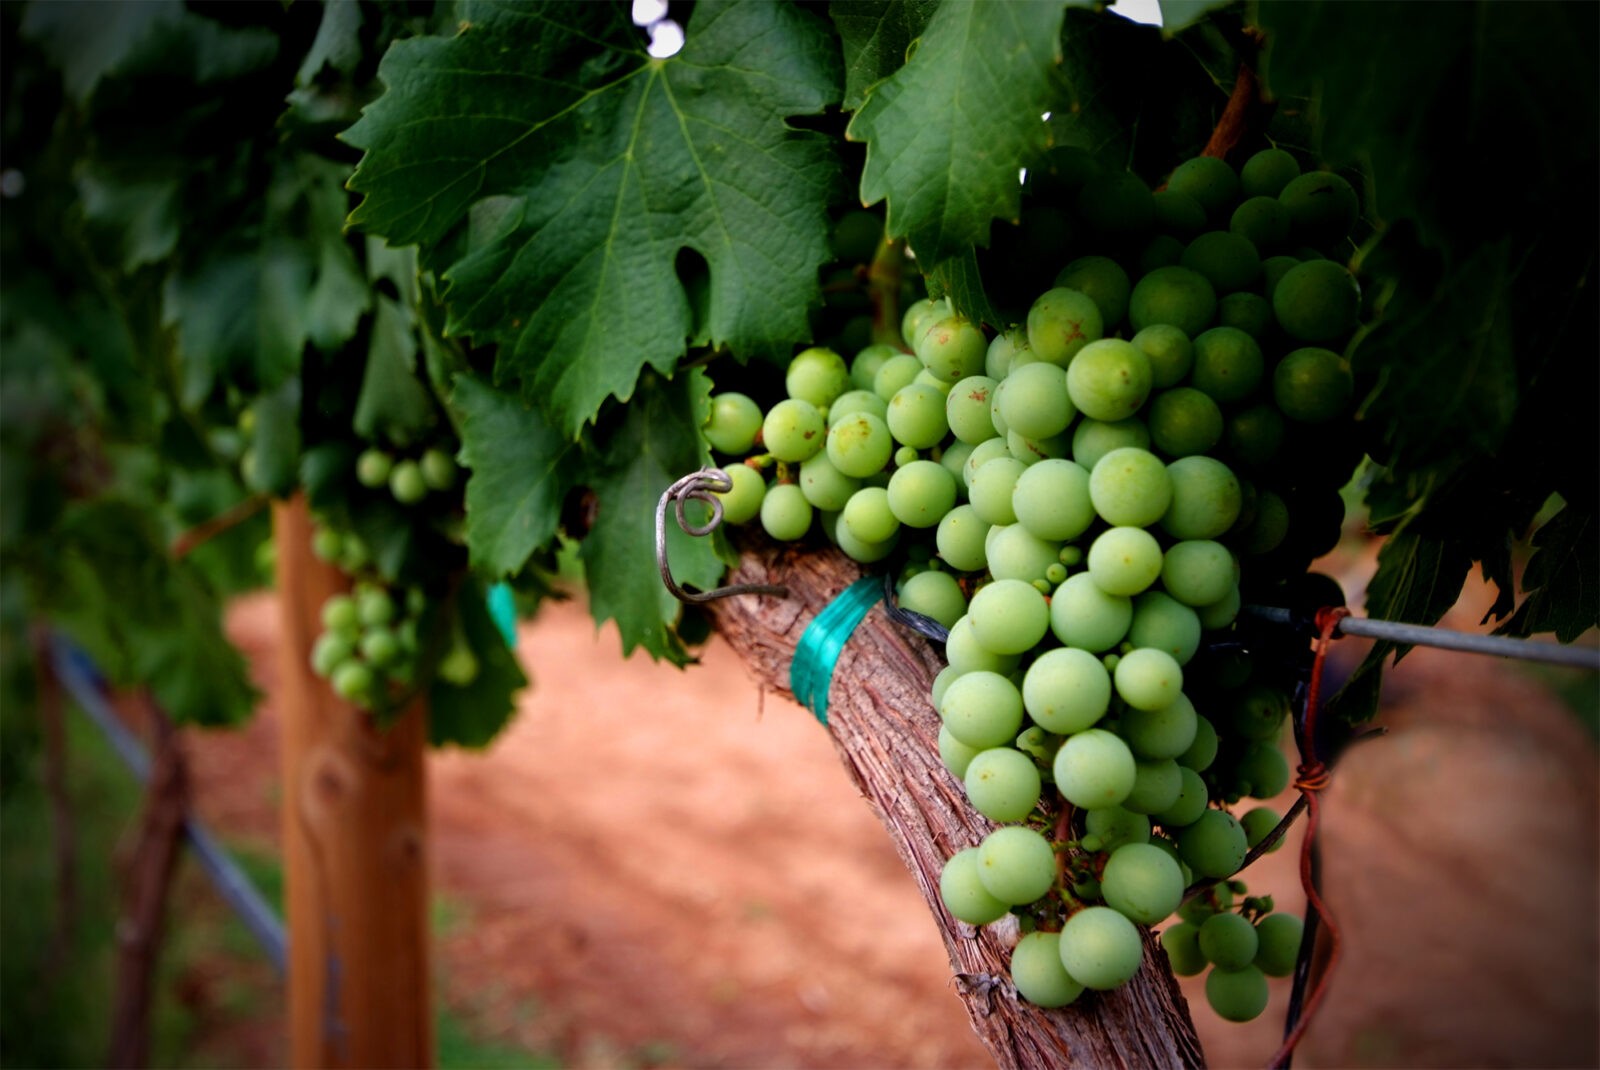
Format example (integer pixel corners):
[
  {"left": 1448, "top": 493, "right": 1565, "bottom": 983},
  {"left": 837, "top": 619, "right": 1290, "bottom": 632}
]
[
  {"left": 486, "top": 582, "right": 517, "bottom": 648},
  {"left": 789, "top": 577, "right": 884, "bottom": 726}
]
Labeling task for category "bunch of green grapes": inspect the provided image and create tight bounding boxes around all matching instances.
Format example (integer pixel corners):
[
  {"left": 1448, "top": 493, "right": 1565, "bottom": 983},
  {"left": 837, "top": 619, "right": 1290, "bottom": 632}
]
[
  {"left": 354, "top": 444, "right": 460, "bottom": 507},
  {"left": 700, "top": 147, "right": 1364, "bottom": 1020},
  {"left": 310, "top": 580, "right": 429, "bottom": 709}
]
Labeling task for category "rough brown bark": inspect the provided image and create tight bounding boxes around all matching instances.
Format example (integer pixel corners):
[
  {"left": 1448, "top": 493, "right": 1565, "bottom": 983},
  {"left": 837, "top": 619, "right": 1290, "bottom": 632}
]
[{"left": 704, "top": 534, "right": 1206, "bottom": 1070}]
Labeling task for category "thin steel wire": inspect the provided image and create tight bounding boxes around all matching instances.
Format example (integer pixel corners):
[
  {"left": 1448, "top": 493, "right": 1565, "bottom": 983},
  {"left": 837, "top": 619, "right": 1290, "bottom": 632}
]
[
  {"left": 656, "top": 468, "right": 788, "bottom": 603},
  {"left": 1242, "top": 606, "right": 1599, "bottom": 669}
]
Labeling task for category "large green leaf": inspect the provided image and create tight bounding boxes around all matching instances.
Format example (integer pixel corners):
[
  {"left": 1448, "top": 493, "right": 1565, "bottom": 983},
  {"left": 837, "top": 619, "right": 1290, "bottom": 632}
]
[
  {"left": 353, "top": 296, "right": 438, "bottom": 445},
  {"left": 848, "top": 0, "right": 1071, "bottom": 268},
  {"left": 345, "top": 0, "right": 842, "bottom": 436},
  {"left": 452, "top": 373, "right": 582, "bottom": 578},
  {"left": 580, "top": 369, "right": 728, "bottom": 664},
  {"left": 830, "top": 0, "right": 939, "bottom": 111},
  {"left": 429, "top": 577, "right": 529, "bottom": 748},
  {"left": 1499, "top": 504, "right": 1600, "bottom": 643}
]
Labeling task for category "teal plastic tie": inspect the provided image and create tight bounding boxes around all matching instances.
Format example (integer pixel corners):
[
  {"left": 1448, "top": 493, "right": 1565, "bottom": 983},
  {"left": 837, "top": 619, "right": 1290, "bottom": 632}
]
[
  {"left": 789, "top": 577, "right": 884, "bottom": 726},
  {"left": 486, "top": 582, "right": 517, "bottom": 648}
]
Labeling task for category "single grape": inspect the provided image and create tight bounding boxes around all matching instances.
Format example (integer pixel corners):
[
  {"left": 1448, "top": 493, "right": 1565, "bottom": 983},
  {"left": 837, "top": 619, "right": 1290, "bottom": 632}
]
[
  {"left": 360, "top": 627, "right": 401, "bottom": 668},
  {"left": 902, "top": 298, "right": 949, "bottom": 350},
  {"left": 786, "top": 346, "right": 851, "bottom": 409},
  {"left": 1054, "top": 255, "right": 1132, "bottom": 328},
  {"left": 1177, "top": 810, "right": 1248, "bottom": 878},
  {"left": 938, "top": 723, "right": 982, "bottom": 778},
  {"left": 1053, "top": 728, "right": 1137, "bottom": 810},
  {"left": 762, "top": 399, "right": 826, "bottom": 462},
  {"left": 321, "top": 594, "right": 360, "bottom": 638},
  {"left": 1166, "top": 156, "right": 1241, "bottom": 222},
  {"left": 1049, "top": 572, "right": 1133, "bottom": 652},
  {"left": 1065, "top": 340, "right": 1153, "bottom": 423},
  {"left": 1139, "top": 234, "right": 1186, "bottom": 273},
  {"left": 390, "top": 459, "right": 428, "bottom": 504},
  {"left": 714, "top": 464, "right": 766, "bottom": 524},
  {"left": 967, "top": 579, "right": 1050, "bottom": 655},
  {"left": 1007, "top": 429, "right": 1072, "bottom": 466},
  {"left": 1152, "top": 765, "right": 1210, "bottom": 828},
  {"left": 841, "top": 486, "right": 900, "bottom": 545},
  {"left": 835, "top": 522, "right": 898, "bottom": 564},
  {"left": 946, "top": 376, "right": 1001, "bottom": 445},
  {"left": 1011, "top": 932, "right": 1086, "bottom": 1008},
  {"left": 830, "top": 388, "right": 888, "bottom": 424},
  {"left": 1128, "top": 266, "right": 1216, "bottom": 337},
  {"left": 887, "top": 460, "right": 957, "bottom": 528},
  {"left": 899, "top": 569, "right": 967, "bottom": 629},
  {"left": 826, "top": 411, "right": 893, "bottom": 478},
  {"left": 1089, "top": 447, "right": 1172, "bottom": 528},
  {"left": 850, "top": 344, "right": 901, "bottom": 392},
  {"left": 1273, "top": 260, "right": 1360, "bottom": 343},
  {"left": 1260, "top": 254, "right": 1301, "bottom": 302},
  {"left": 310, "top": 632, "right": 355, "bottom": 677},
  {"left": 1253, "top": 912, "right": 1304, "bottom": 977},
  {"left": 1161, "top": 922, "right": 1207, "bottom": 976},
  {"left": 874, "top": 353, "right": 924, "bottom": 401},
  {"left": 797, "top": 453, "right": 859, "bottom": 512},
  {"left": 1240, "top": 806, "right": 1284, "bottom": 851},
  {"left": 1013, "top": 458, "right": 1095, "bottom": 542},
  {"left": 1229, "top": 196, "right": 1291, "bottom": 252},
  {"left": 437, "top": 641, "right": 480, "bottom": 686},
  {"left": 1240, "top": 148, "right": 1300, "bottom": 199},
  {"left": 1225, "top": 404, "right": 1286, "bottom": 470},
  {"left": 1077, "top": 170, "right": 1156, "bottom": 236},
  {"left": 1026, "top": 287, "right": 1104, "bottom": 366},
  {"left": 940, "top": 669, "right": 1025, "bottom": 749},
  {"left": 1198, "top": 912, "right": 1259, "bottom": 970},
  {"left": 985, "top": 327, "right": 1031, "bottom": 379},
  {"left": 1059, "top": 906, "right": 1143, "bottom": 990},
  {"left": 964, "top": 747, "right": 1043, "bottom": 823},
  {"left": 1162, "top": 455, "right": 1242, "bottom": 541},
  {"left": 1023, "top": 647, "right": 1112, "bottom": 734},
  {"left": 1235, "top": 740, "right": 1291, "bottom": 798},
  {"left": 1181, "top": 231, "right": 1261, "bottom": 294},
  {"left": 1274, "top": 346, "right": 1354, "bottom": 422},
  {"left": 419, "top": 448, "right": 457, "bottom": 491},
  {"left": 944, "top": 615, "right": 1021, "bottom": 677},
  {"left": 1120, "top": 689, "right": 1199, "bottom": 759},
  {"left": 967, "top": 456, "right": 1026, "bottom": 526},
  {"left": 916, "top": 315, "right": 987, "bottom": 384},
  {"left": 703, "top": 392, "right": 764, "bottom": 454},
  {"left": 1152, "top": 190, "right": 1207, "bottom": 237},
  {"left": 1161, "top": 540, "right": 1237, "bottom": 607},
  {"left": 1278, "top": 171, "right": 1358, "bottom": 245},
  {"left": 1190, "top": 327, "right": 1265, "bottom": 405},
  {"left": 1072, "top": 417, "right": 1152, "bottom": 471},
  {"left": 311, "top": 526, "right": 344, "bottom": 563},
  {"left": 356, "top": 448, "right": 394, "bottom": 488},
  {"left": 1131, "top": 324, "right": 1193, "bottom": 389},
  {"left": 1123, "top": 758, "right": 1184, "bottom": 815},
  {"left": 1148, "top": 387, "right": 1224, "bottom": 458},
  {"left": 1197, "top": 585, "right": 1241, "bottom": 630},
  {"left": 331, "top": 660, "right": 376, "bottom": 703},
  {"left": 1218, "top": 291, "right": 1273, "bottom": 339},
  {"left": 1000, "top": 362, "right": 1075, "bottom": 440},
  {"left": 887, "top": 382, "right": 950, "bottom": 449},
  {"left": 1128, "top": 592, "right": 1202, "bottom": 666},
  {"left": 357, "top": 587, "right": 396, "bottom": 628},
  {"left": 1206, "top": 965, "right": 1269, "bottom": 1022},
  {"left": 1087, "top": 526, "right": 1164, "bottom": 597},
  {"left": 975, "top": 826, "right": 1057, "bottom": 905},
  {"left": 1178, "top": 715, "right": 1219, "bottom": 773},
  {"left": 939, "top": 847, "right": 1010, "bottom": 925},
  {"left": 1113, "top": 648, "right": 1184, "bottom": 712},
  {"left": 1101, "top": 842, "right": 1185, "bottom": 925},
  {"left": 1085, "top": 806, "right": 1151, "bottom": 851},
  {"left": 936, "top": 505, "right": 990, "bottom": 572},
  {"left": 760, "top": 482, "right": 813, "bottom": 541}
]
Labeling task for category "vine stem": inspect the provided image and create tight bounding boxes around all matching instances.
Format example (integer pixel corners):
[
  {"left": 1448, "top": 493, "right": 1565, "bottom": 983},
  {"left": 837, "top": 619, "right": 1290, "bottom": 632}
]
[
  {"left": 170, "top": 493, "right": 269, "bottom": 559},
  {"left": 1200, "top": 29, "right": 1268, "bottom": 162},
  {"left": 867, "top": 236, "right": 909, "bottom": 349}
]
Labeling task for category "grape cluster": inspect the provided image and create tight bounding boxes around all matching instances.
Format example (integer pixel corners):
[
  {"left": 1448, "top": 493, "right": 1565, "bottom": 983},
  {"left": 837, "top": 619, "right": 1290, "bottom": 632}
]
[
  {"left": 311, "top": 578, "right": 428, "bottom": 707},
  {"left": 701, "top": 148, "right": 1362, "bottom": 1020},
  {"left": 355, "top": 444, "right": 459, "bottom": 506}
]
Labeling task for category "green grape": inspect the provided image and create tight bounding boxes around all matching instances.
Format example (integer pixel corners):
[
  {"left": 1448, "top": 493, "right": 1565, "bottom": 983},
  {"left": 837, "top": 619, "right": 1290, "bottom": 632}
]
[
  {"left": 1085, "top": 806, "right": 1151, "bottom": 851},
  {"left": 1234, "top": 488, "right": 1289, "bottom": 555},
  {"left": 1181, "top": 231, "right": 1261, "bottom": 294},
  {"left": 1065, "top": 340, "right": 1153, "bottom": 423},
  {"left": 886, "top": 382, "right": 949, "bottom": 449},
  {"left": 939, "top": 847, "right": 1011, "bottom": 925},
  {"left": 1240, "top": 148, "right": 1300, "bottom": 199},
  {"left": 1163, "top": 455, "right": 1243, "bottom": 540},
  {"left": 915, "top": 367, "right": 956, "bottom": 397},
  {"left": 1178, "top": 810, "right": 1248, "bottom": 878},
  {"left": 1006, "top": 429, "right": 1071, "bottom": 466},
  {"left": 1278, "top": 171, "right": 1358, "bottom": 245},
  {"left": 1179, "top": 885, "right": 1231, "bottom": 926},
  {"left": 1161, "top": 922, "right": 1207, "bottom": 976},
  {"left": 786, "top": 346, "right": 851, "bottom": 409},
  {"left": 311, "top": 526, "right": 344, "bottom": 563},
  {"left": 1152, "top": 765, "right": 1210, "bottom": 828},
  {"left": 939, "top": 440, "right": 975, "bottom": 489},
  {"left": 1274, "top": 346, "right": 1354, "bottom": 422},
  {"left": 1129, "top": 266, "right": 1217, "bottom": 337},
  {"left": 1054, "top": 255, "right": 1132, "bottom": 328},
  {"left": 975, "top": 826, "right": 1057, "bottom": 905},
  {"left": 830, "top": 388, "right": 889, "bottom": 424},
  {"left": 1161, "top": 540, "right": 1236, "bottom": 607},
  {"left": 1059, "top": 906, "right": 1143, "bottom": 990},
  {"left": 1128, "top": 592, "right": 1202, "bottom": 666},
  {"left": 886, "top": 460, "right": 957, "bottom": 528},
  {"left": 999, "top": 362, "right": 1074, "bottom": 440},
  {"left": 840, "top": 486, "right": 899, "bottom": 544},
  {"left": 946, "top": 376, "right": 1001, "bottom": 444},
  {"left": 1260, "top": 254, "right": 1301, "bottom": 302},
  {"left": 794, "top": 453, "right": 855, "bottom": 512},
  {"left": 1049, "top": 573, "right": 1133, "bottom": 652},
  {"left": 1026, "top": 287, "right": 1104, "bottom": 366},
  {"left": 1053, "top": 728, "right": 1137, "bottom": 809},
  {"left": 1230, "top": 683, "right": 1288, "bottom": 740},
  {"left": 356, "top": 448, "right": 394, "bottom": 488},
  {"left": 762, "top": 399, "right": 826, "bottom": 462},
  {"left": 321, "top": 594, "right": 361, "bottom": 638},
  {"left": 760, "top": 482, "right": 813, "bottom": 541},
  {"left": 835, "top": 522, "right": 898, "bottom": 564},
  {"left": 414, "top": 450, "right": 454, "bottom": 493},
  {"left": 940, "top": 669, "right": 1024, "bottom": 749},
  {"left": 1198, "top": 912, "right": 1259, "bottom": 970},
  {"left": 874, "top": 353, "right": 924, "bottom": 401},
  {"left": 967, "top": 456, "right": 1025, "bottom": 526},
  {"left": 1013, "top": 459, "right": 1094, "bottom": 542},
  {"left": 358, "top": 586, "right": 396, "bottom": 627},
  {"left": 899, "top": 569, "right": 967, "bottom": 629},
  {"left": 390, "top": 459, "right": 428, "bottom": 505},
  {"left": 239, "top": 447, "right": 260, "bottom": 489},
  {"left": 1139, "top": 234, "right": 1186, "bottom": 274},
  {"left": 850, "top": 344, "right": 901, "bottom": 392},
  {"left": 1148, "top": 387, "right": 1224, "bottom": 459},
  {"left": 1023, "top": 647, "right": 1111, "bottom": 734},
  {"left": 1218, "top": 291, "right": 1273, "bottom": 339},
  {"left": 901, "top": 298, "right": 948, "bottom": 350},
  {"left": 966, "top": 579, "right": 1050, "bottom": 655},
  {"left": 1120, "top": 688, "right": 1198, "bottom": 759},
  {"left": 1071, "top": 417, "right": 1150, "bottom": 471},
  {"left": 1229, "top": 196, "right": 1291, "bottom": 252},
  {"left": 714, "top": 464, "right": 766, "bottom": 524},
  {"left": 1240, "top": 806, "right": 1283, "bottom": 851},
  {"left": 1132, "top": 324, "right": 1193, "bottom": 389},
  {"left": 1101, "top": 842, "right": 1185, "bottom": 925},
  {"left": 826, "top": 411, "right": 893, "bottom": 478},
  {"left": 1190, "top": 327, "right": 1264, "bottom": 405},
  {"left": 437, "top": 640, "right": 480, "bottom": 686},
  {"left": 1152, "top": 190, "right": 1207, "bottom": 237},
  {"left": 1077, "top": 170, "right": 1156, "bottom": 235},
  {"left": 1236, "top": 740, "right": 1290, "bottom": 797},
  {"left": 1206, "top": 965, "right": 1269, "bottom": 1023},
  {"left": 1177, "top": 716, "right": 1218, "bottom": 772},
  {"left": 703, "top": 393, "right": 765, "bottom": 455},
  {"left": 1087, "top": 526, "right": 1164, "bottom": 597},
  {"left": 1166, "top": 156, "right": 1241, "bottom": 222},
  {"left": 938, "top": 723, "right": 982, "bottom": 778},
  {"left": 360, "top": 627, "right": 401, "bottom": 668},
  {"left": 1197, "top": 585, "right": 1241, "bottom": 630},
  {"left": 1089, "top": 447, "right": 1172, "bottom": 528},
  {"left": 1273, "top": 260, "right": 1360, "bottom": 343},
  {"left": 945, "top": 616, "right": 1021, "bottom": 676},
  {"left": 986, "top": 524, "right": 1061, "bottom": 585},
  {"left": 984, "top": 327, "right": 1030, "bottom": 379},
  {"left": 310, "top": 632, "right": 355, "bottom": 677},
  {"left": 964, "top": 747, "right": 1043, "bottom": 823},
  {"left": 1253, "top": 912, "right": 1303, "bottom": 977},
  {"left": 936, "top": 505, "right": 990, "bottom": 572},
  {"left": 1123, "top": 758, "right": 1183, "bottom": 815},
  {"left": 1011, "top": 932, "right": 1085, "bottom": 1008},
  {"left": 331, "top": 660, "right": 376, "bottom": 703},
  {"left": 916, "top": 315, "right": 987, "bottom": 383},
  {"left": 1225, "top": 404, "right": 1286, "bottom": 470}
]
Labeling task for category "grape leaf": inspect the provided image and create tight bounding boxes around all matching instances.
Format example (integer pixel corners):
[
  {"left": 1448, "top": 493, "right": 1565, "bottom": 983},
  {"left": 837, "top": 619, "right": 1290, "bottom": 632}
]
[
  {"left": 353, "top": 296, "right": 438, "bottom": 445},
  {"left": 428, "top": 577, "right": 529, "bottom": 748},
  {"left": 830, "top": 0, "right": 939, "bottom": 111},
  {"left": 925, "top": 248, "right": 1001, "bottom": 329},
  {"left": 77, "top": 173, "right": 181, "bottom": 273},
  {"left": 848, "top": 0, "right": 1071, "bottom": 268},
  {"left": 345, "top": 0, "right": 842, "bottom": 437},
  {"left": 580, "top": 369, "right": 730, "bottom": 664},
  {"left": 249, "top": 378, "right": 302, "bottom": 499},
  {"left": 452, "top": 373, "right": 582, "bottom": 579},
  {"left": 1499, "top": 504, "right": 1600, "bottom": 643},
  {"left": 1156, "top": 0, "right": 1236, "bottom": 34}
]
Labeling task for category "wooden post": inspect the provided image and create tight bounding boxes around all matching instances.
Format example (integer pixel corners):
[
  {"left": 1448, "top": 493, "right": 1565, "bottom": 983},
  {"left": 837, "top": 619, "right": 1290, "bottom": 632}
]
[{"left": 273, "top": 495, "right": 433, "bottom": 1069}]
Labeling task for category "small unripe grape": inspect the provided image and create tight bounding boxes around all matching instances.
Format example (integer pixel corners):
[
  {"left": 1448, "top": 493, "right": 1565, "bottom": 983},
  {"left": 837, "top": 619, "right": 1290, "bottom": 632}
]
[
  {"left": 419, "top": 448, "right": 457, "bottom": 491},
  {"left": 786, "top": 347, "right": 851, "bottom": 409},
  {"left": 389, "top": 459, "right": 428, "bottom": 505},
  {"left": 1059, "top": 906, "right": 1143, "bottom": 989},
  {"left": 356, "top": 448, "right": 394, "bottom": 488}
]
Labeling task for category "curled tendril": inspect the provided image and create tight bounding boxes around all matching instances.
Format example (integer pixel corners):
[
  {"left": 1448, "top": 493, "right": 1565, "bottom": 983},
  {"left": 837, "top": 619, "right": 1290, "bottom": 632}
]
[{"left": 656, "top": 468, "right": 789, "bottom": 604}]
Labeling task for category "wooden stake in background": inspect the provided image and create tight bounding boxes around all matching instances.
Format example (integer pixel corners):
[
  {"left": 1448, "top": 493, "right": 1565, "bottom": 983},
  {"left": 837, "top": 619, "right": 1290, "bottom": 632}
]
[{"left": 273, "top": 496, "right": 433, "bottom": 1069}]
